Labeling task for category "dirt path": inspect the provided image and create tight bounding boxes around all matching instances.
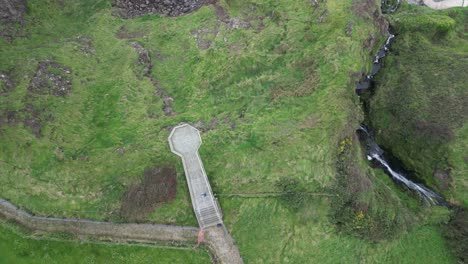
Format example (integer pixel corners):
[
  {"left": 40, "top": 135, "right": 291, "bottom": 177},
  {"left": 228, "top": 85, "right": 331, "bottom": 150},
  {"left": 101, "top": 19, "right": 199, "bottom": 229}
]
[
  {"left": 0, "top": 197, "right": 241, "bottom": 263},
  {"left": 205, "top": 226, "right": 243, "bottom": 264},
  {"left": 423, "top": 0, "right": 466, "bottom": 9}
]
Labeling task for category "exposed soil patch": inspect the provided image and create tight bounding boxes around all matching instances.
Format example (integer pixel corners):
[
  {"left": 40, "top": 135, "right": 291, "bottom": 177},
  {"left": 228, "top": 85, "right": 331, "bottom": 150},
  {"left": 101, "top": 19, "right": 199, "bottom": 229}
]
[
  {"left": 12, "top": 60, "right": 73, "bottom": 137},
  {"left": 270, "top": 65, "right": 319, "bottom": 101},
  {"left": 22, "top": 104, "right": 49, "bottom": 138},
  {"left": 0, "top": 71, "right": 14, "bottom": 96},
  {"left": 0, "top": 110, "right": 18, "bottom": 128},
  {"left": 75, "top": 35, "right": 95, "bottom": 56},
  {"left": 191, "top": 24, "right": 220, "bottom": 50},
  {"left": 129, "top": 42, "right": 176, "bottom": 116},
  {"left": 112, "top": 0, "right": 208, "bottom": 18},
  {"left": 150, "top": 78, "right": 176, "bottom": 116},
  {"left": 0, "top": 0, "right": 27, "bottom": 40},
  {"left": 28, "top": 60, "right": 72, "bottom": 97},
  {"left": 352, "top": 0, "right": 388, "bottom": 33},
  {"left": 362, "top": 33, "right": 378, "bottom": 51},
  {"left": 433, "top": 169, "right": 451, "bottom": 190},
  {"left": 120, "top": 167, "right": 177, "bottom": 222},
  {"left": 1, "top": 61, "right": 73, "bottom": 137},
  {"left": 131, "top": 41, "right": 152, "bottom": 75},
  {"left": 209, "top": 0, "right": 228, "bottom": 22},
  {"left": 299, "top": 114, "right": 321, "bottom": 129},
  {"left": 116, "top": 25, "right": 147, "bottom": 39},
  {"left": 208, "top": 1, "right": 250, "bottom": 30},
  {"left": 190, "top": 1, "right": 250, "bottom": 51},
  {"left": 191, "top": 116, "right": 236, "bottom": 132}
]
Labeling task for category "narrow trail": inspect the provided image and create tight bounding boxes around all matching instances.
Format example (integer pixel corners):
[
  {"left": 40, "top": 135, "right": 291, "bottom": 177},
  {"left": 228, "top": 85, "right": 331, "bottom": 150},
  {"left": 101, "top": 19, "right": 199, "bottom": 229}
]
[
  {"left": 0, "top": 197, "right": 238, "bottom": 264},
  {"left": 423, "top": 0, "right": 467, "bottom": 9}
]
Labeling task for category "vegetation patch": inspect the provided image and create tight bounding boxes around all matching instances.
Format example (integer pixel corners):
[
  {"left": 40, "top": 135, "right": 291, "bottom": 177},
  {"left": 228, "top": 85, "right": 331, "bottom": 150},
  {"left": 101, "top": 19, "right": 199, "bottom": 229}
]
[
  {"left": 442, "top": 208, "right": 468, "bottom": 263},
  {"left": 369, "top": 6, "right": 468, "bottom": 203},
  {"left": 330, "top": 135, "right": 416, "bottom": 241}
]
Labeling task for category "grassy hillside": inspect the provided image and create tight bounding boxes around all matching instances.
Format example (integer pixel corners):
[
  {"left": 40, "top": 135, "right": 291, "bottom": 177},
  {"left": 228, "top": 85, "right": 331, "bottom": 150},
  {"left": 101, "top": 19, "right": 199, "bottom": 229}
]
[
  {"left": 369, "top": 5, "right": 467, "bottom": 206},
  {"left": 0, "top": 220, "right": 211, "bottom": 264},
  {"left": 0, "top": 0, "right": 459, "bottom": 262},
  {"left": 0, "top": 0, "right": 382, "bottom": 224}
]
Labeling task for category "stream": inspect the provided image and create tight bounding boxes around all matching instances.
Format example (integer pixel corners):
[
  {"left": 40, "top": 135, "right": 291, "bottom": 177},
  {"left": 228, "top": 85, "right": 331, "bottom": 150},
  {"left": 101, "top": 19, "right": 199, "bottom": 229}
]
[{"left": 355, "top": 0, "right": 446, "bottom": 206}]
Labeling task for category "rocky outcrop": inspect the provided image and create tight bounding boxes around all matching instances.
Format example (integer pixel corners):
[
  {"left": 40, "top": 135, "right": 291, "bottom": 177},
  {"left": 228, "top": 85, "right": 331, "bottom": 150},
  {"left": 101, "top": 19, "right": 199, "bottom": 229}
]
[
  {"left": 28, "top": 61, "right": 72, "bottom": 97},
  {"left": 0, "top": 0, "right": 27, "bottom": 39},
  {"left": 129, "top": 42, "right": 176, "bottom": 116},
  {"left": 0, "top": 0, "right": 26, "bottom": 23},
  {"left": 112, "top": 0, "right": 208, "bottom": 18}
]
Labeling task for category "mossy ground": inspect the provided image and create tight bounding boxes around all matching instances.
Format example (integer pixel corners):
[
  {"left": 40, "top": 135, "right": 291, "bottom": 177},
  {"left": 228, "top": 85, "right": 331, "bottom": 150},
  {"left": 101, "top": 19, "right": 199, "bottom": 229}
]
[
  {"left": 370, "top": 4, "right": 467, "bottom": 206},
  {"left": 0, "top": 0, "right": 460, "bottom": 262}
]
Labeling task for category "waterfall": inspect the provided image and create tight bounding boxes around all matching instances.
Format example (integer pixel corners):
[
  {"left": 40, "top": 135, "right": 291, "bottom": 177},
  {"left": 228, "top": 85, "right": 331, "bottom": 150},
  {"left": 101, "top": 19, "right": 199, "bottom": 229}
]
[{"left": 357, "top": 126, "right": 446, "bottom": 206}]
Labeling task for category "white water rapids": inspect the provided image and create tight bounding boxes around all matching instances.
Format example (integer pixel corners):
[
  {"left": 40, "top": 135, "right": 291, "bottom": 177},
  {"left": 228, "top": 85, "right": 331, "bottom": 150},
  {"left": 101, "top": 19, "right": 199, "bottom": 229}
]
[{"left": 359, "top": 126, "right": 445, "bottom": 206}]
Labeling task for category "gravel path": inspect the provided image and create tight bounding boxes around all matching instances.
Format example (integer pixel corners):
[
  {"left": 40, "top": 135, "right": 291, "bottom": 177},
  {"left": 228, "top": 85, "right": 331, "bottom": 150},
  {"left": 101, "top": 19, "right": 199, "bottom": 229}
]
[{"left": 423, "top": 0, "right": 466, "bottom": 9}]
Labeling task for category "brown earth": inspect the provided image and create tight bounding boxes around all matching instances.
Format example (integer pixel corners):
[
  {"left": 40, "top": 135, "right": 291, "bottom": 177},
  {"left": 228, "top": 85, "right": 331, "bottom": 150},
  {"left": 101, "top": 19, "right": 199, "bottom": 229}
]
[
  {"left": 352, "top": 0, "right": 388, "bottom": 34},
  {"left": 120, "top": 167, "right": 177, "bottom": 222}
]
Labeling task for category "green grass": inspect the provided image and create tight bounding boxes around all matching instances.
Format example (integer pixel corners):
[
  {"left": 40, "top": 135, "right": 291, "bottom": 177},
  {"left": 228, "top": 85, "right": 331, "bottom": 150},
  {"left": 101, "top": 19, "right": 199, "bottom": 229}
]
[
  {"left": 0, "top": 221, "right": 211, "bottom": 264},
  {"left": 222, "top": 197, "right": 454, "bottom": 263},
  {"left": 0, "top": 0, "right": 460, "bottom": 262},
  {"left": 0, "top": 0, "right": 377, "bottom": 224}
]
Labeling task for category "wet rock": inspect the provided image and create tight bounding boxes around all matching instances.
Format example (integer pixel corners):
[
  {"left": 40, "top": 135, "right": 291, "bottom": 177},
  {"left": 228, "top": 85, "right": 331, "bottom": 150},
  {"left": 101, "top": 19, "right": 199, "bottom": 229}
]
[
  {"left": 369, "top": 63, "right": 382, "bottom": 77},
  {"left": 356, "top": 76, "right": 372, "bottom": 95},
  {"left": 112, "top": 0, "right": 208, "bottom": 18}
]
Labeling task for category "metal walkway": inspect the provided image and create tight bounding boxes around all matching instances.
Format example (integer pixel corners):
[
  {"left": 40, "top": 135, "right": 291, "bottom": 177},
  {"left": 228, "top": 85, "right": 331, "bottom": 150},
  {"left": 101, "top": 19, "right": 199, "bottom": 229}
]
[{"left": 168, "top": 124, "right": 223, "bottom": 228}]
